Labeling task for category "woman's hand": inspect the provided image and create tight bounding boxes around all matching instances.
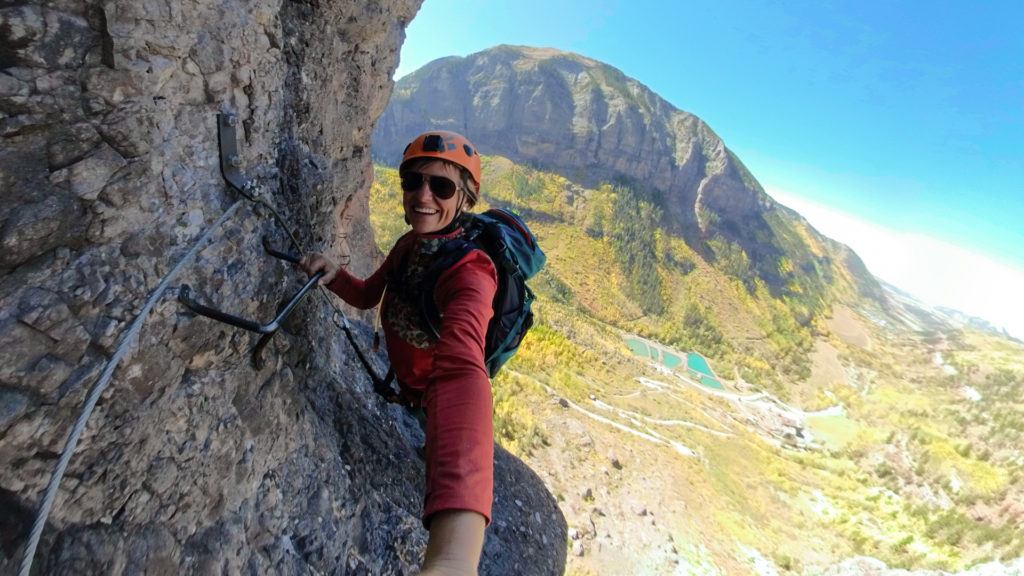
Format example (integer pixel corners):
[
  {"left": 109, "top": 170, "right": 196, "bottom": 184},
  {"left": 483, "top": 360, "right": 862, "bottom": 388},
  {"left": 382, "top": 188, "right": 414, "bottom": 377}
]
[{"left": 299, "top": 253, "right": 339, "bottom": 285}]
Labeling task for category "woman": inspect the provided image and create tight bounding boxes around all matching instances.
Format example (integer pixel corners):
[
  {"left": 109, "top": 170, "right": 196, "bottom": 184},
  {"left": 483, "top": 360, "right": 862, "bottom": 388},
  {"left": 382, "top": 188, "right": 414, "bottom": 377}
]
[{"left": 301, "top": 131, "right": 496, "bottom": 576}]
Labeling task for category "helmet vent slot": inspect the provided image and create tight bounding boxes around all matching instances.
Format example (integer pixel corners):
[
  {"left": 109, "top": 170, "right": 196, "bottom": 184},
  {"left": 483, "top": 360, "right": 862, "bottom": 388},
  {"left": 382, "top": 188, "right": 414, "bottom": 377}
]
[{"left": 422, "top": 134, "right": 444, "bottom": 152}]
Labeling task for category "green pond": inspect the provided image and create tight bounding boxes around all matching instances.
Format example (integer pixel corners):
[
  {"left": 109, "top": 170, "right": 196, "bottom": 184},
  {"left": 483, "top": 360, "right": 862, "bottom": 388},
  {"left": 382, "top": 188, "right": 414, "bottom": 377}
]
[
  {"left": 623, "top": 337, "right": 718, "bottom": 387},
  {"left": 686, "top": 353, "right": 714, "bottom": 378},
  {"left": 698, "top": 375, "right": 724, "bottom": 390},
  {"left": 626, "top": 338, "right": 648, "bottom": 357}
]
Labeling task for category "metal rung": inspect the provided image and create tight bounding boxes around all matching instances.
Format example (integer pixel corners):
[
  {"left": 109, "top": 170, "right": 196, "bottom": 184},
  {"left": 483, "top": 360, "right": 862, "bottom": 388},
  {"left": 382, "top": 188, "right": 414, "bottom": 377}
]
[{"left": 179, "top": 237, "right": 322, "bottom": 368}]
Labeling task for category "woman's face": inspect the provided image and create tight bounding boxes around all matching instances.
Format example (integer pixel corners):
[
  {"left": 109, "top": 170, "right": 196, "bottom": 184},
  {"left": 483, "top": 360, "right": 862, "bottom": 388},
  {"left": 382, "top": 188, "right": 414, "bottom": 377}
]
[{"left": 401, "top": 160, "right": 464, "bottom": 234}]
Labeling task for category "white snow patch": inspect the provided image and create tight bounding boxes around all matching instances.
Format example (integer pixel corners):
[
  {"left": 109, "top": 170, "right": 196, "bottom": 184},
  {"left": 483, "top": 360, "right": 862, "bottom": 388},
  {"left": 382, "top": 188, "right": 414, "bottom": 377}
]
[
  {"left": 670, "top": 441, "right": 698, "bottom": 458},
  {"left": 961, "top": 386, "right": 982, "bottom": 402},
  {"left": 804, "top": 405, "right": 846, "bottom": 418},
  {"left": 959, "top": 557, "right": 1024, "bottom": 575},
  {"left": 949, "top": 471, "right": 964, "bottom": 494},
  {"left": 807, "top": 489, "right": 839, "bottom": 520},
  {"left": 673, "top": 543, "right": 724, "bottom": 576},
  {"left": 740, "top": 545, "right": 781, "bottom": 576},
  {"left": 933, "top": 351, "right": 959, "bottom": 375},
  {"left": 637, "top": 377, "right": 668, "bottom": 390}
]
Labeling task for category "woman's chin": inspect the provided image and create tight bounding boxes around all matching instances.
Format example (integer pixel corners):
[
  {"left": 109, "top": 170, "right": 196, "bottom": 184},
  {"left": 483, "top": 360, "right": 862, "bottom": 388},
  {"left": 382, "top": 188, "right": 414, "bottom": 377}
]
[
  {"left": 409, "top": 215, "right": 450, "bottom": 234},
  {"left": 407, "top": 218, "right": 428, "bottom": 232}
]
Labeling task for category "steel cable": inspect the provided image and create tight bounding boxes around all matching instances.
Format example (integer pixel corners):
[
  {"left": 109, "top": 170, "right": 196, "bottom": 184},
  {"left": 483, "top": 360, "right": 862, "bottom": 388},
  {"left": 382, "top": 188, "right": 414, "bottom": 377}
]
[
  {"left": 17, "top": 200, "right": 243, "bottom": 576},
  {"left": 237, "top": 183, "right": 386, "bottom": 388},
  {"left": 20, "top": 175, "right": 386, "bottom": 574}
]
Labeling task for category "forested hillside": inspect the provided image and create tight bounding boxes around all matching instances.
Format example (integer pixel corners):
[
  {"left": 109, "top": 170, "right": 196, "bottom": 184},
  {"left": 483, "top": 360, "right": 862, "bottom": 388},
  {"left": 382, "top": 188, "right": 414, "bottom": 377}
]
[{"left": 370, "top": 159, "right": 1024, "bottom": 575}]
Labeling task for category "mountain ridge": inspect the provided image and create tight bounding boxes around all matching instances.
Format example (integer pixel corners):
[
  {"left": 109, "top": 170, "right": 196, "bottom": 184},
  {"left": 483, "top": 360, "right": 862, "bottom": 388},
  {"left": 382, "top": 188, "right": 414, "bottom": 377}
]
[{"left": 374, "top": 44, "right": 887, "bottom": 316}]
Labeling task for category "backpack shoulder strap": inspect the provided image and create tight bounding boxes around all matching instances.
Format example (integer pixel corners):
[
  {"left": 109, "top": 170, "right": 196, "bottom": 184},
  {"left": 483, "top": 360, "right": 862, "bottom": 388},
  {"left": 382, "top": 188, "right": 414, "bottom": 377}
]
[
  {"left": 385, "top": 231, "right": 419, "bottom": 284},
  {"left": 417, "top": 236, "right": 484, "bottom": 339}
]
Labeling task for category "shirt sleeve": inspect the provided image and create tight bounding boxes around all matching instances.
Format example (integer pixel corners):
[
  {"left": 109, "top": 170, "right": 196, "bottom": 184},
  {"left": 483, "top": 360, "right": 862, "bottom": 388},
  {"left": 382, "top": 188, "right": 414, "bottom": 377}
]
[
  {"left": 326, "top": 238, "right": 407, "bottom": 309},
  {"left": 421, "top": 249, "right": 498, "bottom": 527}
]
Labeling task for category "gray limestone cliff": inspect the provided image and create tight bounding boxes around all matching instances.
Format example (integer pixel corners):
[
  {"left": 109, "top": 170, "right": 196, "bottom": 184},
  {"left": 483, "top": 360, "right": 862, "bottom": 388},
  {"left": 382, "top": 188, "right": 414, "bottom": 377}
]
[{"left": 0, "top": 3, "right": 564, "bottom": 574}]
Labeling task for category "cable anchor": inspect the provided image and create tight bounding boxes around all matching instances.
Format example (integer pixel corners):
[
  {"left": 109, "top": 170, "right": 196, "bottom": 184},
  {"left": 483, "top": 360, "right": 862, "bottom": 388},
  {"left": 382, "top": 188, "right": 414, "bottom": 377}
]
[{"left": 179, "top": 112, "right": 318, "bottom": 368}]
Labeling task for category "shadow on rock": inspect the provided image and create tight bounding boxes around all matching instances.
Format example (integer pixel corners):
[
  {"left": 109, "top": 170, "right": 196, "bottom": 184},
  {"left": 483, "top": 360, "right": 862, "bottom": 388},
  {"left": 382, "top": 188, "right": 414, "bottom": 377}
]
[{"left": 482, "top": 445, "right": 567, "bottom": 576}]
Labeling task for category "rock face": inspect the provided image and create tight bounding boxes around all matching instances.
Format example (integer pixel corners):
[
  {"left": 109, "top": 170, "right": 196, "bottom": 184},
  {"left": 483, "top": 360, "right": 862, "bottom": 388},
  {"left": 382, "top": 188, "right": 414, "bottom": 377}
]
[
  {"left": 374, "top": 45, "right": 885, "bottom": 306},
  {"left": 1, "top": 3, "right": 564, "bottom": 575}
]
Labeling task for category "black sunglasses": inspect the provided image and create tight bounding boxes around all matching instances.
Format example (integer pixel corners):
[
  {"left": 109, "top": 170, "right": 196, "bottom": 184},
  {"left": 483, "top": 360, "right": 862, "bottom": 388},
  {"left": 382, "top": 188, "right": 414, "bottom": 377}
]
[{"left": 400, "top": 171, "right": 459, "bottom": 200}]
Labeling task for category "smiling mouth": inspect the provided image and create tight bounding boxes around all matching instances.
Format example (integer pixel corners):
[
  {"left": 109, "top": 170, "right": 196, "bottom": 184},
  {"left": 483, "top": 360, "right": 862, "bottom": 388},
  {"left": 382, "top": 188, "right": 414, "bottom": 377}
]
[{"left": 412, "top": 207, "right": 439, "bottom": 215}]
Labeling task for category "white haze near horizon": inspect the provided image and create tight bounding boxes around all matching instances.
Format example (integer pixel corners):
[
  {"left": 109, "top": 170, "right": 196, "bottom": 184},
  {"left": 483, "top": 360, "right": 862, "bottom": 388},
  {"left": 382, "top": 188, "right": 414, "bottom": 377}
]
[{"left": 768, "top": 188, "right": 1024, "bottom": 341}]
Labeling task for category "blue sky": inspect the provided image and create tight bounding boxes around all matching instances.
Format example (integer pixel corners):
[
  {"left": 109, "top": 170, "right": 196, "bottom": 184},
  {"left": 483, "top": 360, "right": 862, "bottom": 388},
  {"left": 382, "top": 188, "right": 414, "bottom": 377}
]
[{"left": 395, "top": 0, "right": 1024, "bottom": 336}]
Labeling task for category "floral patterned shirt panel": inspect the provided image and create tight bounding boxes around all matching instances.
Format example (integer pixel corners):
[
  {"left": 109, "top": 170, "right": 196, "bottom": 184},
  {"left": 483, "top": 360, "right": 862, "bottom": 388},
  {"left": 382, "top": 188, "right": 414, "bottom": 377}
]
[{"left": 382, "top": 228, "right": 467, "bottom": 350}]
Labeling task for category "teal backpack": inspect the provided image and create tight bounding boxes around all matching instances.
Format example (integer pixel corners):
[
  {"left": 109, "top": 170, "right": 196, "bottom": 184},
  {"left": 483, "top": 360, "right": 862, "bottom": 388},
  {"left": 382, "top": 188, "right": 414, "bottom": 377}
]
[{"left": 419, "top": 208, "right": 546, "bottom": 377}]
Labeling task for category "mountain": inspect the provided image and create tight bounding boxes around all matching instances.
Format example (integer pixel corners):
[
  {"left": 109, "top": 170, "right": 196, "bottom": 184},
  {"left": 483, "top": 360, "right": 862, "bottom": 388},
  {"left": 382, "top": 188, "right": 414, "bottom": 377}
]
[
  {"left": 370, "top": 46, "right": 1024, "bottom": 574},
  {"left": 374, "top": 45, "right": 887, "bottom": 313}
]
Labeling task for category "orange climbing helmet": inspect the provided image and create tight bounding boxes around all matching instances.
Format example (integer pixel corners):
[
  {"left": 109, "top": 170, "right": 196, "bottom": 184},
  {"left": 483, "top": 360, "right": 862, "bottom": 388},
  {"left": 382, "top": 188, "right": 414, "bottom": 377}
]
[{"left": 400, "top": 130, "right": 482, "bottom": 191}]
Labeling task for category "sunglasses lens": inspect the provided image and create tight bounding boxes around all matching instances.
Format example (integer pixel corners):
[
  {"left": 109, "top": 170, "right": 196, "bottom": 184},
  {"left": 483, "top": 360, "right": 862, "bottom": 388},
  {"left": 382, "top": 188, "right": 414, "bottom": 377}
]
[
  {"left": 400, "top": 172, "right": 458, "bottom": 200},
  {"left": 429, "top": 176, "right": 457, "bottom": 200},
  {"left": 400, "top": 172, "right": 424, "bottom": 192}
]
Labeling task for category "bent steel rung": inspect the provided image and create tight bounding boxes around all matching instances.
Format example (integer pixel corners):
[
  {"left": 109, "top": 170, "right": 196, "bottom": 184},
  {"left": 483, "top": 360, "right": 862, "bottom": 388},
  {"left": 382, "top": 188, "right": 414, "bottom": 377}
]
[{"left": 179, "top": 236, "right": 323, "bottom": 368}]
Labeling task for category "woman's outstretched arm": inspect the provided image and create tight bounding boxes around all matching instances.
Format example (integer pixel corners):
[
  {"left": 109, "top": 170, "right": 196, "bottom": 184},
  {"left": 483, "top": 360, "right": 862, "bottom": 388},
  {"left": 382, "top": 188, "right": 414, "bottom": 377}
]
[
  {"left": 420, "top": 510, "right": 487, "bottom": 576},
  {"left": 420, "top": 250, "right": 498, "bottom": 574}
]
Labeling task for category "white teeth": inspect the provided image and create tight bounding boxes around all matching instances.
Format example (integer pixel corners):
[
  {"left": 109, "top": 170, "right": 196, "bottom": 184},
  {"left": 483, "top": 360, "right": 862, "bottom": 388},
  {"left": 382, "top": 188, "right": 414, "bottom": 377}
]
[{"left": 413, "top": 207, "right": 438, "bottom": 215}]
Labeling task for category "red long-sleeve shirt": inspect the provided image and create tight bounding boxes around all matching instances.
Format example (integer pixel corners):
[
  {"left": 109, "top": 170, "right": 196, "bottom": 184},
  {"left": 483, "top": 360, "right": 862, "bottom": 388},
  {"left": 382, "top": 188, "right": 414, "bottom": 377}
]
[{"left": 327, "top": 227, "right": 497, "bottom": 526}]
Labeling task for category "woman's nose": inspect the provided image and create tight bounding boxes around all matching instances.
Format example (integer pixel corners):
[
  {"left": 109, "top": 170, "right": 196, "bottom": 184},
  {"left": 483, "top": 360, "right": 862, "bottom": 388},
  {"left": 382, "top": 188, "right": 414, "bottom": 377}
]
[{"left": 413, "top": 180, "right": 434, "bottom": 200}]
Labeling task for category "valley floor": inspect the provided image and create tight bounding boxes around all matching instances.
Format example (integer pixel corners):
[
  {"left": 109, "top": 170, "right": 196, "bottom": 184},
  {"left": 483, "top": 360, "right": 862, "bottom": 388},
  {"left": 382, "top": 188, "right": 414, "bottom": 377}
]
[{"left": 492, "top": 308, "right": 1024, "bottom": 576}]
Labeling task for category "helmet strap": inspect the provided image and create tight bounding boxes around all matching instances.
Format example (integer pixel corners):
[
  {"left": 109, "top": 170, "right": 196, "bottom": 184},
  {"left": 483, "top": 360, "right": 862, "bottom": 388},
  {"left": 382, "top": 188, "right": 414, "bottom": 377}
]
[{"left": 454, "top": 189, "right": 467, "bottom": 218}]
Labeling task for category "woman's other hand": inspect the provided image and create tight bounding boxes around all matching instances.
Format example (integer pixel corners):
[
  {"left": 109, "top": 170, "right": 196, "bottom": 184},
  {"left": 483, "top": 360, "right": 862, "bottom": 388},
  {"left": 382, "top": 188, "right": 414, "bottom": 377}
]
[{"left": 299, "top": 253, "right": 339, "bottom": 285}]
